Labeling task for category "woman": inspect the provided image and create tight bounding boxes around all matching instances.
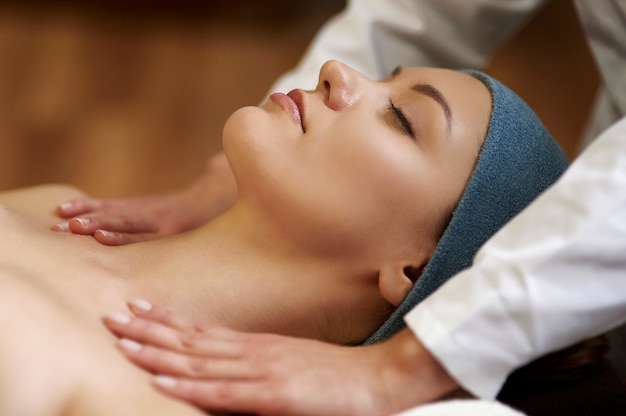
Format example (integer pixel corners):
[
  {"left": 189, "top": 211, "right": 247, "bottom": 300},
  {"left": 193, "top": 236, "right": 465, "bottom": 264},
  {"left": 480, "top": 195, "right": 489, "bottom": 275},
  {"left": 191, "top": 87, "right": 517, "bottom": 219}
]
[{"left": 0, "top": 61, "right": 566, "bottom": 415}]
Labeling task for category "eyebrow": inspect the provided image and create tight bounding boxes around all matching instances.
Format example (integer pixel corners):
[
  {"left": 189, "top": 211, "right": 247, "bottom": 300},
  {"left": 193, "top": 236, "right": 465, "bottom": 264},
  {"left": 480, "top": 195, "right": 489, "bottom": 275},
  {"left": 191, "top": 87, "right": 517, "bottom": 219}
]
[
  {"left": 411, "top": 83, "right": 453, "bottom": 135},
  {"left": 390, "top": 66, "right": 453, "bottom": 135}
]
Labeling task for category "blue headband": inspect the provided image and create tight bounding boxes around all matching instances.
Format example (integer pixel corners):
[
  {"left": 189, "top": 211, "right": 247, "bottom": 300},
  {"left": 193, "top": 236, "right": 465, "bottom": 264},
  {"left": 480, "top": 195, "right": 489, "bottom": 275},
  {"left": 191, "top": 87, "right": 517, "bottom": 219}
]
[{"left": 365, "top": 70, "right": 569, "bottom": 344}]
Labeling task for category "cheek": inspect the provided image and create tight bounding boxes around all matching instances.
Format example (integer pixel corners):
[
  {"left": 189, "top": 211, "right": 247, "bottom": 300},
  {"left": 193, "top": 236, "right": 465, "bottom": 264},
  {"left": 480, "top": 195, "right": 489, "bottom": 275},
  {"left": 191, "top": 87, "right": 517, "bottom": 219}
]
[
  {"left": 329, "top": 126, "right": 428, "bottom": 201},
  {"left": 333, "top": 135, "right": 465, "bottom": 242},
  {"left": 315, "top": 128, "right": 436, "bottom": 228}
]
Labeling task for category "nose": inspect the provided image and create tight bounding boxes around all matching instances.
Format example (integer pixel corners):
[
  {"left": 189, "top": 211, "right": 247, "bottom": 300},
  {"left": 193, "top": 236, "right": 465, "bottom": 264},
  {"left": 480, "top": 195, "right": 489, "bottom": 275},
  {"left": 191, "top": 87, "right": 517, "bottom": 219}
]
[{"left": 316, "top": 60, "right": 364, "bottom": 111}]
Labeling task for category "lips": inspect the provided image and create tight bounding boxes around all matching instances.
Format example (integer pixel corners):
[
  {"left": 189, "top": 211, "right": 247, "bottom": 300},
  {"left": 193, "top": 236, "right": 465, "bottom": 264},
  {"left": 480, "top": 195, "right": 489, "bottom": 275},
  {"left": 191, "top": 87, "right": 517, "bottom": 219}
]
[{"left": 269, "top": 90, "right": 305, "bottom": 132}]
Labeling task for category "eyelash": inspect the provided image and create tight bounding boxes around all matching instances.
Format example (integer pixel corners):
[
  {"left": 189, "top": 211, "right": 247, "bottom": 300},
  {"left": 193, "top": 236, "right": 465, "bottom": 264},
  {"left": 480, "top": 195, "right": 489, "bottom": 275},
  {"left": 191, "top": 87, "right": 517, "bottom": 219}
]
[{"left": 388, "top": 99, "right": 415, "bottom": 138}]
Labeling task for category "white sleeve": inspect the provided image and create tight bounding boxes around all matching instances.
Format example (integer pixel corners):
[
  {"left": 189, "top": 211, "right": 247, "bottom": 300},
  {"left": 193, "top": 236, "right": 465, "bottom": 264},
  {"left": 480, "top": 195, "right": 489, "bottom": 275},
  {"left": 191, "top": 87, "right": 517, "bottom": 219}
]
[
  {"left": 405, "top": 116, "right": 626, "bottom": 399},
  {"left": 266, "top": 0, "right": 548, "bottom": 96}
]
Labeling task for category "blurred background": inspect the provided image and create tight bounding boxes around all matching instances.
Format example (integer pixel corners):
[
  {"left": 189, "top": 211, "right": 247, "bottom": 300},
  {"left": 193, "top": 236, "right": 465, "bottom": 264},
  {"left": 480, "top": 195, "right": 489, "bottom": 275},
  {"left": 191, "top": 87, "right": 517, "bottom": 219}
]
[{"left": 0, "top": 0, "right": 599, "bottom": 198}]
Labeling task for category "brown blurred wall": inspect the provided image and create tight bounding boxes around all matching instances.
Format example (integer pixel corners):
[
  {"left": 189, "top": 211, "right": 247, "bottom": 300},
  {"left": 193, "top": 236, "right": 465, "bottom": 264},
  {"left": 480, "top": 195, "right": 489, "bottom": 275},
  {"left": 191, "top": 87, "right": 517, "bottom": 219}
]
[{"left": 0, "top": 0, "right": 599, "bottom": 197}]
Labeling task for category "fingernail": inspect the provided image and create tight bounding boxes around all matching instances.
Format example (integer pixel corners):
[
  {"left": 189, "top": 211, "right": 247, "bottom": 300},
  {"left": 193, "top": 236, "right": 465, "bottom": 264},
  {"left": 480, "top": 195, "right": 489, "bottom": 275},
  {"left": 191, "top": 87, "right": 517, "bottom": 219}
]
[
  {"left": 130, "top": 298, "right": 152, "bottom": 311},
  {"left": 97, "top": 229, "right": 115, "bottom": 238},
  {"left": 107, "top": 312, "right": 132, "bottom": 325},
  {"left": 154, "top": 375, "right": 178, "bottom": 389},
  {"left": 52, "top": 222, "right": 69, "bottom": 232},
  {"left": 75, "top": 217, "right": 91, "bottom": 226},
  {"left": 59, "top": 202, "right": 73, "bottom": 211},
  {"left": 119, "top": 338, "right": 143, "bottom": 352}
]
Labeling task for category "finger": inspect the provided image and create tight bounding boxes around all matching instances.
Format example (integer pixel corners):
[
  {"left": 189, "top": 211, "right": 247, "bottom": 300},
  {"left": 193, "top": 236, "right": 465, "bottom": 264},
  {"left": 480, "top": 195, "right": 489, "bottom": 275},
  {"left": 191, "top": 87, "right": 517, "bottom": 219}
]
[
  {"left": 97, "top": 215, "right": 159, "bottom": 234},
  {"left": 93, "top": 230, "right": 155, "bottom": 246},
  {"left": 104, "top": 313, "right": 186, "bottom": 351},
  {"left": 125, "top": 300, "right": 253, "bottom": 355},
  {"left": 57, "top": 199, "right": 103, "bottom": 218},
  {"left": 105, "top": 311, "right": 243, "bottom": 357},
  {"left": 67, "top": 217, "right": 99, "bottom": 235},
  {"left": 71, "top": 215, "right": 159, "bottom": 236},
  {"left": 126, "top": 299, "right": 191, "bottom": 331},
  {"left": 125, "top": 300, "right": 242, "bottom": 340},
  {"left": 50, "top": 221, "right": 70, "bottom": 232},
  {"left": 118, "top": 339, "right": 258, "bottom": 379},
  {"left": 153, "top": 376, "right": 282, "bottom": 415}
]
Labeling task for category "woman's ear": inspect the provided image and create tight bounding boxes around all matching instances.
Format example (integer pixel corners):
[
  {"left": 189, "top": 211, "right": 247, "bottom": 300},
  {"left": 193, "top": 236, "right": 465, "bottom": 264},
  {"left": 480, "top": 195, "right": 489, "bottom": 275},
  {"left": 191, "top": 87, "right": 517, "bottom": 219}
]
[{"left": 378, "top": 263, "right": 425, "bottom": 307}]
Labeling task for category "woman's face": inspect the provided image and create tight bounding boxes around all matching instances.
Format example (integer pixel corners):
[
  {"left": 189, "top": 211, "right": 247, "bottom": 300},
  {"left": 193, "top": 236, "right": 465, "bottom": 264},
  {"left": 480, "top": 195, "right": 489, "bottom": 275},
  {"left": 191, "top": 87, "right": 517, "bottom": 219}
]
[{"left": 223, "top": 61, "right": 491, "bottom": 263}]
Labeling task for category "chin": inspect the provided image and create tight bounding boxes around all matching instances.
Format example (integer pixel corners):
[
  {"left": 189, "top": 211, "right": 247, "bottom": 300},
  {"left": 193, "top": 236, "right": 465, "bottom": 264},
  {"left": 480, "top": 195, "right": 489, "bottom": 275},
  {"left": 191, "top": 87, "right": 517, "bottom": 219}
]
[
  {"left": 223, "top": 107, "right": 260, "bottom": 154},
  {"left": 223, "top": 106, "right": 282, "bottom": 190},
  {"left": 223, "top": 106, "right": 257, "bottom": 139}
]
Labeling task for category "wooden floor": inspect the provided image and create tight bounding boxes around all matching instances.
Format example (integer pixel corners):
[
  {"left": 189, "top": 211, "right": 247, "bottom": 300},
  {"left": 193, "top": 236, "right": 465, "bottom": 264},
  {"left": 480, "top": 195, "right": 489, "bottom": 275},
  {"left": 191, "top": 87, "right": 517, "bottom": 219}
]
[{"left": 0, "top": 0, "right": 599, "bottom": 198}]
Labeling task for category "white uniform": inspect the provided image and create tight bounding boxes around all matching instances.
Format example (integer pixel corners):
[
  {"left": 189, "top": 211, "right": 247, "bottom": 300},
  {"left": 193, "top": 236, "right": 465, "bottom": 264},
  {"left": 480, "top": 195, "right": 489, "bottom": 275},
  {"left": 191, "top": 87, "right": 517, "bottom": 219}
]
[
  {"left": 269, "top": 0, "right": 625, "bottom": 141},
  {"left": 268, "top": 0, "right": 626, "bottom": 401},
  {"left": 407, "top": 115, "right": 626, "bottom": 398}
]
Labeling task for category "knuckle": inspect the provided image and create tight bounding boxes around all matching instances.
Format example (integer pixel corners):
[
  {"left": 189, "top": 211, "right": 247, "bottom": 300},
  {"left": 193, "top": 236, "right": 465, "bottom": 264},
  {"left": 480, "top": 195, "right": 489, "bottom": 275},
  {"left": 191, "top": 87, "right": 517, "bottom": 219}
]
[
  {"left": 132, "top": 318, "right": 152, "bottom": 335},
  {"left": 180, "top": 331, "right": 200, "bottom": 350},
  {"left": 155, "top": 309, "right": 186, "bottom": 332},
  {"left": 121, "top": 216, "right": 137, "bottom": 230},
  {"left": 192, "top": 324, "right": 207, "bottom": 335},
  {"left": 186, "top": 356, "right": 208, "bottom": 377},
  {"left": 159, "top": 307, "right": 172, "bottom": 320}
]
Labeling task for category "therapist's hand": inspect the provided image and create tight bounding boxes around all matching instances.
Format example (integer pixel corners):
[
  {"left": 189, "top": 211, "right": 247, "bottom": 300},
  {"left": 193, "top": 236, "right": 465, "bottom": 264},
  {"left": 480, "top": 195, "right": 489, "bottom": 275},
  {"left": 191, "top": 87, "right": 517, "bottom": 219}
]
[
  {"left": 104, "top": 300, "right": 459, "bottom": 416},
  {"left": 52, "top": 153, "right": 237, "bottom": 245}
]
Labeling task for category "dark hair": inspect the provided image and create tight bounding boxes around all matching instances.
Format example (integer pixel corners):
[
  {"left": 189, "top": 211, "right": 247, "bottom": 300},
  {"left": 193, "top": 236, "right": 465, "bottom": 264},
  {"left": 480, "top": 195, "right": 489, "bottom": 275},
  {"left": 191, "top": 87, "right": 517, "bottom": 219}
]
[{"left": 508, "top": 335, "right": 610, "bottom": 383}]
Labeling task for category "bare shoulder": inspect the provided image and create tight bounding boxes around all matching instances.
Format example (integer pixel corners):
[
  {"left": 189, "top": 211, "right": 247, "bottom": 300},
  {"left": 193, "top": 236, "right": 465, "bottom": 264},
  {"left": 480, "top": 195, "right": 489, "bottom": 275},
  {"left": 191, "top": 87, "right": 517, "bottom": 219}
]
[
  {"left": 0, "top": 184, "right": 87, "bottom": 225},
  {"left": 0, "top": 265, "right": 82, "bottom": 416},
  {"left": 0, "top": 183, "right": 87, "bottom": 206},
  {"left": 0, "top": 265, "right": 209, "bottom": 416}
]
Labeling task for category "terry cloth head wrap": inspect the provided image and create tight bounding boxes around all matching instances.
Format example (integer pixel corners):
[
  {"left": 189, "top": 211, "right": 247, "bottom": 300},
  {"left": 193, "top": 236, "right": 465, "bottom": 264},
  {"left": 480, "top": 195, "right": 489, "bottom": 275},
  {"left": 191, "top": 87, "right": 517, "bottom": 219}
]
[{"left": 365, "top": 70, "right": 569, "bottom": 344}]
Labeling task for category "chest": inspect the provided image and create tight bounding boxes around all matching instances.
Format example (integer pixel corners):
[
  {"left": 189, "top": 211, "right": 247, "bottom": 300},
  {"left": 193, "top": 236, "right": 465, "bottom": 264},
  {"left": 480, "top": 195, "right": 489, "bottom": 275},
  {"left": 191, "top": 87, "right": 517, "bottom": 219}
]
[{"left": 0, "top": 204, "right": 130, "bottom": 317}]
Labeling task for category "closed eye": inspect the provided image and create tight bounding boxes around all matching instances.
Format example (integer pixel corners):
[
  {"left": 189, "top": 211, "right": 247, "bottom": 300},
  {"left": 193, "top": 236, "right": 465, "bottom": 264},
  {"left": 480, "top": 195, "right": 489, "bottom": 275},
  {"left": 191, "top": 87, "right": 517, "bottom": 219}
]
[{"left": 388, "top": 99, "right": 415, "bottom": 138}]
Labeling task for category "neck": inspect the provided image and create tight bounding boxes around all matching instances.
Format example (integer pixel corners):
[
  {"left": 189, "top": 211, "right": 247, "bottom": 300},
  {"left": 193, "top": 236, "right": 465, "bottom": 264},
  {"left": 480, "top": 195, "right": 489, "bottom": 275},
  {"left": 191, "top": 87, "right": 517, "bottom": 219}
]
[{"left": 116, "top": 202, "right": 388, "bottom": 344}]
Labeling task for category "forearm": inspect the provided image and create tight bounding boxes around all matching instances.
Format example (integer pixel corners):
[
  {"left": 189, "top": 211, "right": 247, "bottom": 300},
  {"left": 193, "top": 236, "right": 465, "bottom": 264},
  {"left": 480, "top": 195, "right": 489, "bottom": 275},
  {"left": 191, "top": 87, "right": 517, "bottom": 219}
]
[
  {"left": 384, "top": 328, "right": 460, "bottom": 407},
  {"left": 181, "top": 152, "right": 237, "bottom": 230}
]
